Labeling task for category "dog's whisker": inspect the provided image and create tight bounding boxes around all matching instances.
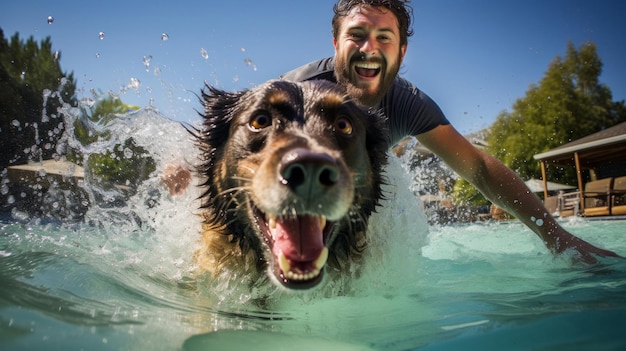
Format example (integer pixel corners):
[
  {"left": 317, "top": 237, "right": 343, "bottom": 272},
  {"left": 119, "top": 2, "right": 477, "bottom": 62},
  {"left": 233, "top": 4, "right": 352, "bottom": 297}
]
[
  {"left": 238, "top": 165, "right": 257, "bottom": 175},
  {"left": 230, "top": 176, "right": 253, "bottom": 183},
  {"left": 216, "top": 185, "right": 250, "bottom": 198}
]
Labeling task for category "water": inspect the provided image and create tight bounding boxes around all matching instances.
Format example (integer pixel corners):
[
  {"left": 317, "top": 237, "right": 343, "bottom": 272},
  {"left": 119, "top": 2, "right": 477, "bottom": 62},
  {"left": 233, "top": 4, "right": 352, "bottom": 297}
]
[{"left": 1, "top": 109, "right": 626, "bottom": 350}]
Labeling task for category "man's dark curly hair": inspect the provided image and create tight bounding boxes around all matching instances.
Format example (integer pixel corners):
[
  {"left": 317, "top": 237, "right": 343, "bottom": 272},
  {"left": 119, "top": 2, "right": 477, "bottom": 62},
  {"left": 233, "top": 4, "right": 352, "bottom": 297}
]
[{"left": 332, "top": 0, "right": 414, "bottom": 47}]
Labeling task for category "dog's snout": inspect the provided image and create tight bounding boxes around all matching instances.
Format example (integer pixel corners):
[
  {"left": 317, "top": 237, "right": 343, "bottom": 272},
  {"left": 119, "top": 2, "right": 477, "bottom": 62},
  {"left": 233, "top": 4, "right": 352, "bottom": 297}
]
[{"left": 279, "top": 148, "right": 340, "bottom": 195}]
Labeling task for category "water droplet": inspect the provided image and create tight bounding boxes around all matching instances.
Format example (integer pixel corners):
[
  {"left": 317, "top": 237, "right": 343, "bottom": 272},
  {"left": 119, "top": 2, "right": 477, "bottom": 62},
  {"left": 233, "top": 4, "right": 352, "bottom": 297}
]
[
  {"left": 47, "top": 16, "right": 54, "bottom": 24},
  {"left": 244, "top": 58, "right": 257, "bottom": 71},
  {"left": 98, "top": 31, "right": 105, "bottom": 40},
  {"left": 128, "top": 77, "right": 141, "bottom": 90},
  {"left": 95, "top": 53, "right": 101, "bottom": 58},
  {"left": 200, "top": 48, "right": 208, "bottom": 60},
  {"left": 53, "top": 51, "right": 61, "bottom": 60},
  {"left": 161, "top": 33, "right": 169, "bottom": 41},
  {"left": 142, "top": 55, "right": 152, "bottom": 72},
  {"left": 535, "top": 219, "right": 544, "bottom": 226},
  {"left": 240, "top": 47, "right": 246, "bottom": 53}
]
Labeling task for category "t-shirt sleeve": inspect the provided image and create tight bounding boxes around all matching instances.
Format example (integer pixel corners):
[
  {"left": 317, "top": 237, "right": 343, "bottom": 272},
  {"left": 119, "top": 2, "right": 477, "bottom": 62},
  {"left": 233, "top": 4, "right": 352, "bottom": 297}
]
[
  {"left": 279, "top": 58, "right": 336, "bottom": 83},
  {"left": 383, "top": 77, "right": 450, "bottom": 146}
]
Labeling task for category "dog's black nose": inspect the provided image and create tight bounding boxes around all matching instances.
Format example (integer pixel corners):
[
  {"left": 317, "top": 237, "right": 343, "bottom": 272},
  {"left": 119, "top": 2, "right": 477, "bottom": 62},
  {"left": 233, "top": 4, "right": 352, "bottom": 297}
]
[{"left": 279, "top": 148, "right": 340, "bottom": 197}]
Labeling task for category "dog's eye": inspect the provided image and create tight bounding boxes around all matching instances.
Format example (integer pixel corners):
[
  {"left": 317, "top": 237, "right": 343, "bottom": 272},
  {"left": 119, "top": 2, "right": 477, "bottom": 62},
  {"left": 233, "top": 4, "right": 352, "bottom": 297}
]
[
  {"left": 333, "top": 116, "right": 353, "bottom": 135},
  {"left": 249, "top": 113, "right": 272, "bottom": 131}
]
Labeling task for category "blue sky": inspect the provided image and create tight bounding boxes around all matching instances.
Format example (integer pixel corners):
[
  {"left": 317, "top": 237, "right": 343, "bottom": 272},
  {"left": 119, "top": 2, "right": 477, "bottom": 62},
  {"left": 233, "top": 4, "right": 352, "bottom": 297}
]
[{"left": 2, "top": 0, "right": 625, "bottom": 134}]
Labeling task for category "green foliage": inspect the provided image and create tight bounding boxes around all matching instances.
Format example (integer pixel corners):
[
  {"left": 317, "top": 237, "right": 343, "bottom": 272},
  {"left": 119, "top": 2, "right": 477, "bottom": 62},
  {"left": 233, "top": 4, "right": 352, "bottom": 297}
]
[
  {"left": 486, "top": 41, "right": 626, "bottom": 183},
  {"left": 0, "top": 28, "right": 77, "bottom": 167},
  {"left": 87, "top": 137, "right": 156, "bottom": 189},
  {"left": 72, "top": 96, "right": 154, "bottom": 191},
  {"left": 72, "top": 96, "right": 139, "bottom": 146},
  {"left": 0, "top": 26, "right": 154, "bottom": 193},
  {"left": 451, "top": 177, "right": 489, "bottom": 207}
]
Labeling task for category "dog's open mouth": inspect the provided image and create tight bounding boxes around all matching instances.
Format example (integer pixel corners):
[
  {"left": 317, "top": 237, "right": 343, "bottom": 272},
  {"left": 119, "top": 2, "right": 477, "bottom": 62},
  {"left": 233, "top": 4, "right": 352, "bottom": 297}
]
[{"left": 254, "top": 207, "right": 333, "bottom": 289}]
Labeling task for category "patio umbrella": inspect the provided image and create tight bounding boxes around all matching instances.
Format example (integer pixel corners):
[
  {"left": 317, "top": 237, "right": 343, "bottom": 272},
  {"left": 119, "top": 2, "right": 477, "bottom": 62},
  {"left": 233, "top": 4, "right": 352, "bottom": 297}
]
[{"left": 524, "top": 178, "right": 576, "bottom": 193}]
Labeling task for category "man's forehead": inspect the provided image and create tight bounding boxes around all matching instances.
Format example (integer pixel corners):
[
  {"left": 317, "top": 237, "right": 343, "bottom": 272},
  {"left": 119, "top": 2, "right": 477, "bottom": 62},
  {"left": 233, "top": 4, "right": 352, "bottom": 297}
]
[{"left": 343, "top": 5, "right": 399, "bottom": 32}]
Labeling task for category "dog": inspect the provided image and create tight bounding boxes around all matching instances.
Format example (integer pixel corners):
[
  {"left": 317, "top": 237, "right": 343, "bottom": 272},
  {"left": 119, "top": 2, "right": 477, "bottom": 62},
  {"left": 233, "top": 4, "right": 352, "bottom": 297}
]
[{"left": 192, "top": 79, "right": 388, "bottom": 290}]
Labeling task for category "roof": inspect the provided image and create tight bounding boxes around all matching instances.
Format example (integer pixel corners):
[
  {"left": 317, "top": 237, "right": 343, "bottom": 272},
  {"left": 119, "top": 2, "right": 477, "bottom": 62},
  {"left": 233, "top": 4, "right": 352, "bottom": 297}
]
[{"left": 533, "top": 121, "right": 626, "bottom": 167}]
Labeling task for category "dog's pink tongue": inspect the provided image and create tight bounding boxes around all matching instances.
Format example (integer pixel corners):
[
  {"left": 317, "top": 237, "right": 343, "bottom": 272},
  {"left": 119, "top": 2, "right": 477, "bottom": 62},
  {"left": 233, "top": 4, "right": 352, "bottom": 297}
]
[{"left": 274, "top": 215, "right": 324, "bottom": 262}]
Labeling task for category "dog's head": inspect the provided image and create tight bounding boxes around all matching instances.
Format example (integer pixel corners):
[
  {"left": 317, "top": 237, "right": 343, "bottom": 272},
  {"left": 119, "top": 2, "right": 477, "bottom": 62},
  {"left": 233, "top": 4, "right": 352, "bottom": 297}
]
[{"left": 195, "top": 79, "right": 388, "bottom": 289}]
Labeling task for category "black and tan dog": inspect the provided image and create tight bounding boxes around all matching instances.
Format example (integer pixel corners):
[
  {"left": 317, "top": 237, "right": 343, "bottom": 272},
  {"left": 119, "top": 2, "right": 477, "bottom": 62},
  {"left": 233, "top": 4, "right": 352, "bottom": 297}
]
[{"left": 192, "top": 80, "right": 388, "bottom": 290}]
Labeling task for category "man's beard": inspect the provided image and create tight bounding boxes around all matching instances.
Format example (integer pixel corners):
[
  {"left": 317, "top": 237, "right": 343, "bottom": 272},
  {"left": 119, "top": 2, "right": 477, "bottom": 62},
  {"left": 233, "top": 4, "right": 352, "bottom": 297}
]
[{"left": 334, "top": 52, "right": 401, "bottom": 107}]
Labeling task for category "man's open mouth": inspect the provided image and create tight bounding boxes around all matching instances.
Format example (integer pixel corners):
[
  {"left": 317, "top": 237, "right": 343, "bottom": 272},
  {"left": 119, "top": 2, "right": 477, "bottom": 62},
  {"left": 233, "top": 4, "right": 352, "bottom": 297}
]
[
  {"left": 254, "top": 207, "right": 334, "bottom": 289},
  {"left": 354, "top": 62, "right": 381, "bottom": 78}
]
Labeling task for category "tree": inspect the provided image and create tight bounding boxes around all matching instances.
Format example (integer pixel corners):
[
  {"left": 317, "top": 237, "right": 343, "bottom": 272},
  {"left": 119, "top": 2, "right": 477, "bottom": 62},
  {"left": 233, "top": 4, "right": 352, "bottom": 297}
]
[
  {"left": 0, "top": 28, "right": 77, "bottom": 168},
  {"left": 70, "top": 96, "right": 155, "bottom": 196},
  {"left": 486, "top": 41, "right": 626, "bottom": 183}
]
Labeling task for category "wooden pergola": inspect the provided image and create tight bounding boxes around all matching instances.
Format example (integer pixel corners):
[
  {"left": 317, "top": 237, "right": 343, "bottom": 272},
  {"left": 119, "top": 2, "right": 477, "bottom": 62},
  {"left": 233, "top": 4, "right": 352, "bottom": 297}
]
[{"left": 533, "top": 121, "right": 626, "bottom": 211}]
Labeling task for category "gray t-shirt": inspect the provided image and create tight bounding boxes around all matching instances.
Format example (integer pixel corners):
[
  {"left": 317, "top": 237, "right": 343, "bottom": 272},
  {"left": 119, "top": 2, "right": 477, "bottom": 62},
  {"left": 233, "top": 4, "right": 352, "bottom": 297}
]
[{"left": 280, "top": 57, "right": 450, "bottom": 147}]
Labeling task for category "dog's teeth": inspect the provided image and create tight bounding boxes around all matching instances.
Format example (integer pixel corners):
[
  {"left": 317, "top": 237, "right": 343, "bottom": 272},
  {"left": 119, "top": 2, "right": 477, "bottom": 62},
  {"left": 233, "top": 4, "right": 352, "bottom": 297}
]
[
  {"left": 278, "top": 250, "right": 291, "bottom": 274},
  {"left": 269, "top": 216, "right": 277, "bottom": 240},
  {"left": 285, "top": 269, "right": 320, "bottom": 282},
  {"left": 278, "top": 249, "right": 327, "bottom": 282},
  {"left": 269, "top": 216, "right": 276, "bottom": 229},
  {"left": 314, "top": 247, "right": 329, "bottom": 270},
  {"left": 319, "top": 215, "right": 327, "bottom": 229}
]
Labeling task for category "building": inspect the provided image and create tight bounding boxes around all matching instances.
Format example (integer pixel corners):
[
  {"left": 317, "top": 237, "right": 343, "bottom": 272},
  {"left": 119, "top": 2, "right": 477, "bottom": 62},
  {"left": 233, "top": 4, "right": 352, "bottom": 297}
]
[{"left": 533, "top": 121, "right": 626, "bottom": 216}]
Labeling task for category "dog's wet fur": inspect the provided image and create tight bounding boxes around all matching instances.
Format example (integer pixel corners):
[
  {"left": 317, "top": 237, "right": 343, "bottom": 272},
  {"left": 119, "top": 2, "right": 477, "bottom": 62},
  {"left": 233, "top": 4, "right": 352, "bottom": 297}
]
[{"left": 192, "top": 80, "right": 388, "bottom": 290}]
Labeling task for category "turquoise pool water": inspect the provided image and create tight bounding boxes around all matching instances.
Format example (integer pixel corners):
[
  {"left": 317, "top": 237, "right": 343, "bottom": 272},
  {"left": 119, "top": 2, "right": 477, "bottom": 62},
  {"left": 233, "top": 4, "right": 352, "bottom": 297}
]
[{"left": 1, "top": 110, "right": 625, "bottom": 350}]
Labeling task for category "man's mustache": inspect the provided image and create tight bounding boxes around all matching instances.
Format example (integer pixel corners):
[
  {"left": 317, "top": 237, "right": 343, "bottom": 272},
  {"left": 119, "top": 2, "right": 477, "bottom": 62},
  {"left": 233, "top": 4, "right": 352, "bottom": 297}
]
[{"left": 351, "top": 52, "right": 384, "bottom": 64}]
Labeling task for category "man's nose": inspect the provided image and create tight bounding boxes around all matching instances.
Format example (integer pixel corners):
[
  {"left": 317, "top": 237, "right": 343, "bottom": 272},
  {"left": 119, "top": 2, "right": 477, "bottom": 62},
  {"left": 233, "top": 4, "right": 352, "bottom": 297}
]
[{"left": 359, "top": 37, "right": 376, "bottom": 54}]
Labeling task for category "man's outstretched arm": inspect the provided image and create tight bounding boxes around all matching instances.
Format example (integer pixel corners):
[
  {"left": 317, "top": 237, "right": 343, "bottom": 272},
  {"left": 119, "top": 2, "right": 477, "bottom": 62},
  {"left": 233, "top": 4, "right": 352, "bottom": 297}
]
[{"left": 417, "top": 124, "right": 621, "bottom": 263}]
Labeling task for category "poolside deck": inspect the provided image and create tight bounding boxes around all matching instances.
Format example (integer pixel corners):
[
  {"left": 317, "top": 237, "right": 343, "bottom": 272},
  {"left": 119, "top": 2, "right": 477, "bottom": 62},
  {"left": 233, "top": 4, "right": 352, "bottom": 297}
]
[{"left": 6, "top": 159, "right": 85, "bottom": 189}]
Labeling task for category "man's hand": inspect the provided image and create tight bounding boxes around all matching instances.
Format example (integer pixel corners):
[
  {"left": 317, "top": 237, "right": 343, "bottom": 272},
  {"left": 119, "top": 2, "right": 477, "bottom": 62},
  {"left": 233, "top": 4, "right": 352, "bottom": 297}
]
[
  {"left": 161, "top": 164, "right": 191, "bottom": 196},
  {"left": 551, "top": 227, "right": 622, "bottom": 264}
]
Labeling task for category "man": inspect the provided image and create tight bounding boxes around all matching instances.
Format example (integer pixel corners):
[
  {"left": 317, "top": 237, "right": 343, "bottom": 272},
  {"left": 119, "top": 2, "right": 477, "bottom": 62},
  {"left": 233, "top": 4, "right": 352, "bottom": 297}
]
[{"left": 281, "top": 0, "right": 619, "bottom": 263}]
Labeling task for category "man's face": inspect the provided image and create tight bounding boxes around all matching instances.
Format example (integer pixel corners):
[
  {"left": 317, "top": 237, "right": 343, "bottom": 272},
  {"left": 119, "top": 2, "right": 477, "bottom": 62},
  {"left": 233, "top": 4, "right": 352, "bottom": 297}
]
[{"left": 333, "top": 5, "right": 407, "bottom": 107}]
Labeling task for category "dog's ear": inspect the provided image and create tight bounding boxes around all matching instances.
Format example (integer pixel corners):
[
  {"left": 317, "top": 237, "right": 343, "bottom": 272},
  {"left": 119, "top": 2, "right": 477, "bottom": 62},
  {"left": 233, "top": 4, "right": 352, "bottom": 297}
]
[
  {"left": 193, "top": 84, "right": 248, "bottom": 212},
  {"left": 199, "top": 84, "right": 246, "bottom": 149}
]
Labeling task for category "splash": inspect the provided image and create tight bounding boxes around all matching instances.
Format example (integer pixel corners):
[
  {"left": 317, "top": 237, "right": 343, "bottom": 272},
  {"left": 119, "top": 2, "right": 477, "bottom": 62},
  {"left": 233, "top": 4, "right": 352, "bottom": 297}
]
[{"left": 2, "top": 78, "right": 430, "bottom": 304}]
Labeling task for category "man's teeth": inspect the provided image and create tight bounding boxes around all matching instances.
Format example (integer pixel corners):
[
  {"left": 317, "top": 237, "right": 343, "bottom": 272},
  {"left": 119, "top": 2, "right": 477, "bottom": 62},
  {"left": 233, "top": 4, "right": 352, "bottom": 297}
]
[
  {"left": 355, "top": 62, "right": 380, "bottom": 69},
  {"left": 278, "top": 247, "right": 329, "bottom": 282}
]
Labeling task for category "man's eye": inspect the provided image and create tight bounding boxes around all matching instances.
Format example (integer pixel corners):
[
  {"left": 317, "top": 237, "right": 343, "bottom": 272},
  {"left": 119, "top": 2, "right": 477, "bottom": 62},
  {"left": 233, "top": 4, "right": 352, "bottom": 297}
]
[
  {"left": 249, "top": 113, "right": 271, "bottom": 130},
  {"left": 334, "top": 116, "right": 353, "bottom": 135},
  {"left": 348, "top": 32, "right": 364, "bottom": 40}
]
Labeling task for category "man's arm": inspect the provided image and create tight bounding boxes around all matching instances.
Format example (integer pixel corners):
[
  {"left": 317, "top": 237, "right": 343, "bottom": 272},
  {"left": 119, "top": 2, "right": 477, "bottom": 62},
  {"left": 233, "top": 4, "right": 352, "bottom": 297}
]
[{"left": 417, "top": 124, "right": 620, "bottom": 263}]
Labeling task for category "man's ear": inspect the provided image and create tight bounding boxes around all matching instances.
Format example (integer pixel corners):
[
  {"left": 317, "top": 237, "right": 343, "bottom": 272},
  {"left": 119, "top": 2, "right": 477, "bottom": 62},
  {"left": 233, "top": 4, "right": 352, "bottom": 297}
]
[
  {"left": 400, "top": 44, "right": 407, "bottom": 61},
  {"left": 333, "top": 37, "right": 338, "bottom": 51}
]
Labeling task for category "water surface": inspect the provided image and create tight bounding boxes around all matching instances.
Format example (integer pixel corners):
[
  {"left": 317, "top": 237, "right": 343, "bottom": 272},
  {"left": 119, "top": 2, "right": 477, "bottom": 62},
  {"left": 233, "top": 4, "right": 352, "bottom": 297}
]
[{"left": 1, "top": 109, "right": 625, "bottom": 350}]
